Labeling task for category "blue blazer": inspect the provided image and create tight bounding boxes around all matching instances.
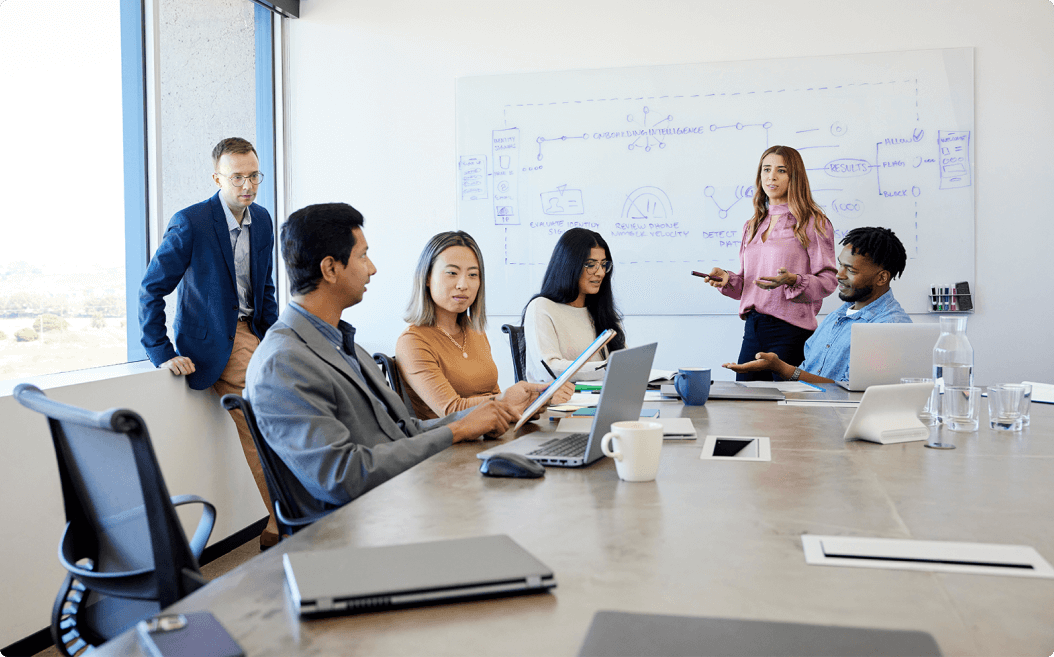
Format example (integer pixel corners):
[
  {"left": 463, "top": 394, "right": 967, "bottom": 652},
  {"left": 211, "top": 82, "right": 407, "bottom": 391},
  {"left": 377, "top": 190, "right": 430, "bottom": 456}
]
[{"left": 139, "top": 192, "right": 279, "bottom": 390}]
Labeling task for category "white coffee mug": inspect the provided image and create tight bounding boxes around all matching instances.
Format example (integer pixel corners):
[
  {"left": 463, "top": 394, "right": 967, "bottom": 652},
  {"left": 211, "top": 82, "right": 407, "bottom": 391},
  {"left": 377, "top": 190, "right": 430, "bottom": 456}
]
[{"left": 600, "top": 420, "right": 664, "bottom": 482}]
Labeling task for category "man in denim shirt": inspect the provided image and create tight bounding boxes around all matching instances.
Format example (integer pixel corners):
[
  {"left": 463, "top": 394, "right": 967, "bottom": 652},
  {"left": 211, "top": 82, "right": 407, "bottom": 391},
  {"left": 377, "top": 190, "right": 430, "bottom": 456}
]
[{"left": 723, "top": 227, "right": 910, "bottom": 384}]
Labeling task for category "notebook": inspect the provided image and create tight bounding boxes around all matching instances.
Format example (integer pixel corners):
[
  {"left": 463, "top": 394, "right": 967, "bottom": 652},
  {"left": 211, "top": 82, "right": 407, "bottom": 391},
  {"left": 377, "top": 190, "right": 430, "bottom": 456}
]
[
  {"left": 661, "top": 382, "right": 786, "bottom": 401},
  {"left": 283, "top": 534, "right": 555, "bottom": 617},
  {"left": 836, "top": 323, "right": 940, "bottom": 391},
  {"left": 556, "top": 416, "right": 696, "bottom": 440},
  {"left": 477, "top": 343, "right": 657, "bottom": 467}
]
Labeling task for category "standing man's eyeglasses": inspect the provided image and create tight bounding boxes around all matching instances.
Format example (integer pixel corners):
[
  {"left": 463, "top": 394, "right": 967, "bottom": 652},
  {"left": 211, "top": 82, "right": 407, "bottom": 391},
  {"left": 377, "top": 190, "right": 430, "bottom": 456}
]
[{"left": 219, "top": 172, "right": 265, "bottom": 186}]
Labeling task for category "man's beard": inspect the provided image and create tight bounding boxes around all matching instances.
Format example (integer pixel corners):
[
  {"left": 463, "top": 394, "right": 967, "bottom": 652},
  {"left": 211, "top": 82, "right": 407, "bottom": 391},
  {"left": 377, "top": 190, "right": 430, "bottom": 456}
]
[{"left": 838, "top": 285, "right": 872, "bottom": 303}]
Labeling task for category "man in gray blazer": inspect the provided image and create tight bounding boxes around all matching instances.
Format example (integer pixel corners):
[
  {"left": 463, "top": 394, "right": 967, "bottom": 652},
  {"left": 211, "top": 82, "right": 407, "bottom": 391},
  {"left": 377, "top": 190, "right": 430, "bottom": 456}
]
[{"left": 245, "top": 202, "right": 524, "bottom": 520}]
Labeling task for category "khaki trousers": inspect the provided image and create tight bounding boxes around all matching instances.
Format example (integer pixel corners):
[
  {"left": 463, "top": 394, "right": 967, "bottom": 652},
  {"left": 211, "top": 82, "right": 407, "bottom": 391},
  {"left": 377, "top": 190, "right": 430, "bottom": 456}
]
[{"left": 212, "top": 319, "right": 279, "bottom": 547}]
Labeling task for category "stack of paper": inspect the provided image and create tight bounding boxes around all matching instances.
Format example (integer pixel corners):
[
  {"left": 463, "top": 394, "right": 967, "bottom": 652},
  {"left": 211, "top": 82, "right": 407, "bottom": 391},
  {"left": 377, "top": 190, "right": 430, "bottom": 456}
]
[{"left": 1023, "top": 381, "right": 1054, "bottom": 404}]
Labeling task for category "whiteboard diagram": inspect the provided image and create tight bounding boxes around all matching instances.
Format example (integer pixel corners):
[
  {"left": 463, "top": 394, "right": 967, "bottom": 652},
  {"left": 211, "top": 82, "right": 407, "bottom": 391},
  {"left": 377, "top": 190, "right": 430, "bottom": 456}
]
[{"left": 456, "top": 48, "right": 974, "bottom": 315}]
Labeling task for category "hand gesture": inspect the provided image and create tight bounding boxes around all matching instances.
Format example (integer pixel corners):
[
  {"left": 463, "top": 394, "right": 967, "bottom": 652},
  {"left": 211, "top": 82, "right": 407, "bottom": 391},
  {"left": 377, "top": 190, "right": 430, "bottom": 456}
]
[
  {"left": 706, "top": 267, "right": 730, "bottom": 288},
  {"left": 755, "top": 267, "right": 797, "bottom": 290},
  {"left": 162, "top": 356, "right": 196, "bottom": 376},
  {"left": 722, "top": 352, "right": 781, "bottom": 374}
]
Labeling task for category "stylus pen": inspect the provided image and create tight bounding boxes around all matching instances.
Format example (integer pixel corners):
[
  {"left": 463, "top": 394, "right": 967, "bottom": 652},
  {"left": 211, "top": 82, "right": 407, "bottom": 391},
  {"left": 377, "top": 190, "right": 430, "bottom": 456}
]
[{"left": 540, "top": 360, "right": 558, "bottom": 380}]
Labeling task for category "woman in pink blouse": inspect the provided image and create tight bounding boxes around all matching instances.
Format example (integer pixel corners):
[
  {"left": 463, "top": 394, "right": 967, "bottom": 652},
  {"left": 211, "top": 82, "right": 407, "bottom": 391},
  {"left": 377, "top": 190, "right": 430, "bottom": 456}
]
[{"left": 706, "top": 145, "right": 837, "bottom": 381}]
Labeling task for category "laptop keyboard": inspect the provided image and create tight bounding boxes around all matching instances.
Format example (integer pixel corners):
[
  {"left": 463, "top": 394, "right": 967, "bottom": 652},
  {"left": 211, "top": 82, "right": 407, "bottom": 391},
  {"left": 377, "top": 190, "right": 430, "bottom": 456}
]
[{"left": 528, "top": 433, "right": 589, "bottom": 457}]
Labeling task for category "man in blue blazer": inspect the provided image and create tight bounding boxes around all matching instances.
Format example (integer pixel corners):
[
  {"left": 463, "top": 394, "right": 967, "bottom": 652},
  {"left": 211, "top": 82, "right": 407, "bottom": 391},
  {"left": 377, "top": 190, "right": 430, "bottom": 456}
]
[{"left": 139, "top": 137, "right": 280, "bottom": 548}]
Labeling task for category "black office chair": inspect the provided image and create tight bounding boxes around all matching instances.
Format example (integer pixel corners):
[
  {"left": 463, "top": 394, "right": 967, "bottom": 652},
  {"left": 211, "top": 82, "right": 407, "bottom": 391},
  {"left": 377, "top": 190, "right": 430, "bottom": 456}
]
[
  {"left": 501, "top": 324, "right": 528, "bottom": 383},
  {"left": 14, "top": 384, "right": 216, "bottom": 657},
  {"left": 373, "top": 352, "right": 417, "bottom": 418},
  {"left": 220, "top": 394, "right": 329, "bottom": 538}
]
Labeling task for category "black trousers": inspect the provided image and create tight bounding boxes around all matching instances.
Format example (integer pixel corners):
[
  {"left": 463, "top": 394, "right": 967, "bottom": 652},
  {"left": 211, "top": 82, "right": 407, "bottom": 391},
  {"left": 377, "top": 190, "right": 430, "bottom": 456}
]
[{"left": 735, "top": 311, "right": 814, "bottom": 381}]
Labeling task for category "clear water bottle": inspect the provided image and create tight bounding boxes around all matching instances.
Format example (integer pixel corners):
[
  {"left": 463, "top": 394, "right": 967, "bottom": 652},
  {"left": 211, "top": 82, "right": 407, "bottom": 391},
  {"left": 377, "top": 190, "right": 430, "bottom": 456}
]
[{"left": 933, "top": 315, "right": 974, "bottom": 393}]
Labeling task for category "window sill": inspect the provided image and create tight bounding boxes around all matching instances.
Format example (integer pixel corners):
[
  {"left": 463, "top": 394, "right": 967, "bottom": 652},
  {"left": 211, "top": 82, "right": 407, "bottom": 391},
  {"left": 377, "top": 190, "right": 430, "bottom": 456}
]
[{"left": 0, "top": 360, "right": 158, "bottom": 398}]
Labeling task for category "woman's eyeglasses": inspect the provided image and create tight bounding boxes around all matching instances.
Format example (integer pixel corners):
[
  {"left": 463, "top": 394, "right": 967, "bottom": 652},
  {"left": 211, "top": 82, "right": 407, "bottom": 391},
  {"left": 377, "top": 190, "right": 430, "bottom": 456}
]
[{"left": 583, "top": 260, "right": 613, "bottom": 273}]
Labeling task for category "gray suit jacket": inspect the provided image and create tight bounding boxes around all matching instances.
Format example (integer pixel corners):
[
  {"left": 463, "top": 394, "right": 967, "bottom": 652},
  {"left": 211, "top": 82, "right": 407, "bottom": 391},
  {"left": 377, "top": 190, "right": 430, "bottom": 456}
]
[{"left": 245, "top": 305, "right": 468, "bottom": 518}]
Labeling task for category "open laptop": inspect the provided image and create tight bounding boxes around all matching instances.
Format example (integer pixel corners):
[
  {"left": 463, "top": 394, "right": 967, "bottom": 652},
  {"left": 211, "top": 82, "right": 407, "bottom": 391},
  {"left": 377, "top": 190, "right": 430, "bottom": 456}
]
[
  {"left": 837, "top": 323, "right": 940, "bottom": 391},
  {"left": 477, "top": 342, "right": 657, "bottom": 467},
  {"left": 284, "top": 534, "right": 555, "bottom": 617}
]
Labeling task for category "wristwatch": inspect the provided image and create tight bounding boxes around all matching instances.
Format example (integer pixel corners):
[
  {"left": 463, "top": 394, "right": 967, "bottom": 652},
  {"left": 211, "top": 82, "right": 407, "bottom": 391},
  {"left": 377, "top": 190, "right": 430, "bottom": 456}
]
[{"left": 789, "top": 367, "right": 802, "bottom": 381}]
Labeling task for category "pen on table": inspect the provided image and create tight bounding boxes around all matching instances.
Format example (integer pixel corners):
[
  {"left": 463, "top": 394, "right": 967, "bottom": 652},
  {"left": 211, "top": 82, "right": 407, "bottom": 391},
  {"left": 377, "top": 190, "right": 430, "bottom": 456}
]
[{"left": 540, "top": 360, "right": 558, "bottom": 380}]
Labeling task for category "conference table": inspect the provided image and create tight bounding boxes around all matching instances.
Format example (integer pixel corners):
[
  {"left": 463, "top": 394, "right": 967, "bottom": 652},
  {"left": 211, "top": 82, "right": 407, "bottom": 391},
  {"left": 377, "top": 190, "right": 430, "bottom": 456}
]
[{"left": 98, "top": 392, "right": 1054, "bottom": 656}]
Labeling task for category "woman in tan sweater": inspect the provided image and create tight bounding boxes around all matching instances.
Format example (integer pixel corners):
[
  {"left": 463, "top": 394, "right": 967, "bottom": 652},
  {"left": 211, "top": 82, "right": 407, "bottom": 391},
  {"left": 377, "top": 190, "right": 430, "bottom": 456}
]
[{"left": 397, "top": 231, "right": 571, "bottom": 420}]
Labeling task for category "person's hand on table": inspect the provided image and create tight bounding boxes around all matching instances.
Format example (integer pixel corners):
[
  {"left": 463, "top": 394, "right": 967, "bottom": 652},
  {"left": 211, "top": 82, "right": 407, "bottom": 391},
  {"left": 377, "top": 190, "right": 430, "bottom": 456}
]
[{"left": 161, "top": 356, "right": 196, "bottom": 376}]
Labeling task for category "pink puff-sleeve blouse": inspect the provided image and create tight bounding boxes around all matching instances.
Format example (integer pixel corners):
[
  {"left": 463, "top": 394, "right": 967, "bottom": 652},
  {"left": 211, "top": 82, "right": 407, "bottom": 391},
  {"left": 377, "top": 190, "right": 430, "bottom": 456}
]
[{"left": 720, "top": 204, "right": 837, "bottom": 331}]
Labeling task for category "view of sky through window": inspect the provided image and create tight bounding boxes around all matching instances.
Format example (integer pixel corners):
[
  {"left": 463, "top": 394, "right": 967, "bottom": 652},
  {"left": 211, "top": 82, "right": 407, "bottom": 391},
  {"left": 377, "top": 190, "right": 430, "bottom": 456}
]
[{"left": 0, "top": 0, "right": 128, "bottom": 382}]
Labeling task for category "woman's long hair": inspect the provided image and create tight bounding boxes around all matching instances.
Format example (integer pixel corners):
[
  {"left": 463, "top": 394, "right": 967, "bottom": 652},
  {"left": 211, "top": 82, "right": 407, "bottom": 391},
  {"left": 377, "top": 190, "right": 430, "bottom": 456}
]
[
  {"left": 745, "top": 145, "right": 830, "bottom": 249},
  {"left": 521, "top": 227, "right": 625, "bottom": 352},
  {"left": 404, "top": 231, "right": 487, "bottom": 332}
]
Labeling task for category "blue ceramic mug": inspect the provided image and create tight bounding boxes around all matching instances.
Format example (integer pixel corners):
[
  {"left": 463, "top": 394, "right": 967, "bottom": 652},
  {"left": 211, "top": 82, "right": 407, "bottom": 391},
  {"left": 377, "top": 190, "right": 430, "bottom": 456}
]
[{"left": 673, "top": 368, "right": 711, "bottom": 406}]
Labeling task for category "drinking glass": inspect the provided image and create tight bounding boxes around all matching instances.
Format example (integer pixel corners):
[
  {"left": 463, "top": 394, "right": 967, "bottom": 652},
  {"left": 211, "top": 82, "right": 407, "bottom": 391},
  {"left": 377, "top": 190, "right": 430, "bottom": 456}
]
[
  {"left": 987, "top": 384, "right": 1026, "bottom": 431},
  {"left": 943, "top": 386, "right": 980, "bottom": 432}
]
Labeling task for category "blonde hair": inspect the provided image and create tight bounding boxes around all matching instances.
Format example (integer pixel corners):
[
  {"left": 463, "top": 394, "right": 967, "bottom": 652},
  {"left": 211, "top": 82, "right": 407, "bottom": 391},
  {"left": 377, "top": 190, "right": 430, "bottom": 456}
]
[
  {"left": 404, "top": 231, "right": 487, "bottom": 332},
  {"left": 745, "top": 145, "right": 831, "bottom": 249}
]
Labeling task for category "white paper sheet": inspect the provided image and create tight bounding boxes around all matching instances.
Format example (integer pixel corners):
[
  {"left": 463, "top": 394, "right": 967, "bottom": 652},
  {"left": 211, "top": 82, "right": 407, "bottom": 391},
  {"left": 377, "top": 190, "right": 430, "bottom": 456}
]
[{"left": 1023, "top": 381, "right": 1054, "bottom": 404}]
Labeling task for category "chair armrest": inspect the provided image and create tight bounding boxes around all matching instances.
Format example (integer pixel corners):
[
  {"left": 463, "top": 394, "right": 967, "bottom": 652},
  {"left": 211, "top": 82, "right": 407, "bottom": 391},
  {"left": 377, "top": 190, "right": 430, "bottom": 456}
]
[
  {"left": 275, "top": 500, "right": 319, "bottom": 529},
  {"left": 171, "top": 494, "right": 217, "bottom": 559}
]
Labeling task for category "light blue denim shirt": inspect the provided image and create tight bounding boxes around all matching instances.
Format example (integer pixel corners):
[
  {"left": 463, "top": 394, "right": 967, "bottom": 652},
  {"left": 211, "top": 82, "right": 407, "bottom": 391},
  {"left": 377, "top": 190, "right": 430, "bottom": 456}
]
[{"left": 801, "top": 289, "right": 911, "bottom": 381}]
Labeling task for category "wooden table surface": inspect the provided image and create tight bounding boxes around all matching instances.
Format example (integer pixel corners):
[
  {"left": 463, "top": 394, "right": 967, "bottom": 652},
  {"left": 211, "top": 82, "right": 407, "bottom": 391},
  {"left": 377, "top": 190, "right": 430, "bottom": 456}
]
[{"left": 97, "top": 396, "right": 1054, "bottom": 656}]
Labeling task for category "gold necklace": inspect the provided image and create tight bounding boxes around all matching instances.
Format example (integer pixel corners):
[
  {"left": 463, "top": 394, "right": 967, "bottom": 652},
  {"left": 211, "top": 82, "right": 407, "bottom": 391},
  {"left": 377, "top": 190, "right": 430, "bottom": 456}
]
[{"left": 438, "top": 326, "right": 468, "bottom": 359}]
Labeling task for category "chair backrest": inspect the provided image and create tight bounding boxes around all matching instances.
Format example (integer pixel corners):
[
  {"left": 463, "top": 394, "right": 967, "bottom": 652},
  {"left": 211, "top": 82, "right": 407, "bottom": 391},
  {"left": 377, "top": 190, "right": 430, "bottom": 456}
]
[
  {"left": 501, "top": 324, "right": 527, "bottom": 383},
  {"left": 221, "top": 394, "right": 328, "bottom": 536},
  {"left": 14, "top": 384, "right": 209, "bottom": 655},
  {"left": 372, "top": 352, "right": 417, "bottom": 418}
]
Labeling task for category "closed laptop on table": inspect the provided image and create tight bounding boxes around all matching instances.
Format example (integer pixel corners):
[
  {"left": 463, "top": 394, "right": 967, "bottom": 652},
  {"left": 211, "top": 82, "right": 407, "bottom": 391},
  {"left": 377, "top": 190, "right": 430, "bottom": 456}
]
[{"left": 283, "top": 534, "right": 555, "bottom": 617}]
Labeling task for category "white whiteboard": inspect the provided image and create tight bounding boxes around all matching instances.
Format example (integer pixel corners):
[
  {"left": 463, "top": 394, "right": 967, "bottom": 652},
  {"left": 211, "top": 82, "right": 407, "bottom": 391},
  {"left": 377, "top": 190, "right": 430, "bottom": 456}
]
[{"left": 456, "top": 48, "right": 974, "bottom": 316}]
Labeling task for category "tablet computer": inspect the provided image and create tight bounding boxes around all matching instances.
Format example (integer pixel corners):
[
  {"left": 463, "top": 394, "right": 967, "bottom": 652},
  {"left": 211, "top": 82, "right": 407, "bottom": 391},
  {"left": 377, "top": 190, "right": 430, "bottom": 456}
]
[{"left": 512, "top": 328, "right": 616, "bottom": 431}]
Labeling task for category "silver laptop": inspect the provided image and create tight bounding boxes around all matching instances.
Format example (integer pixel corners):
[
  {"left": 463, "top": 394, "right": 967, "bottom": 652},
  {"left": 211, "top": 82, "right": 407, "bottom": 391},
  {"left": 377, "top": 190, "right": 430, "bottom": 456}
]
[
  {"left": 283, "top": 534, "right": 555, "bottom": 617},
  {"left": 477, "top": 343, "right": 657, "bottom": 467},
  {"left": 837, "top": 323, "right": 940, "bottom": 391}
]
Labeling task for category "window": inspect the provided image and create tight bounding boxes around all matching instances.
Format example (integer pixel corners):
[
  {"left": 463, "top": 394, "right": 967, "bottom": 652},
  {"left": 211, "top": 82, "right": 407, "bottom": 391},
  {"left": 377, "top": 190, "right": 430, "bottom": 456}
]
[
  {"left": 0, "top": 0, "right": 130, "bottom": 381},
  {"left": 0, "top": 0, "right": 279, "bottom": 385}
]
